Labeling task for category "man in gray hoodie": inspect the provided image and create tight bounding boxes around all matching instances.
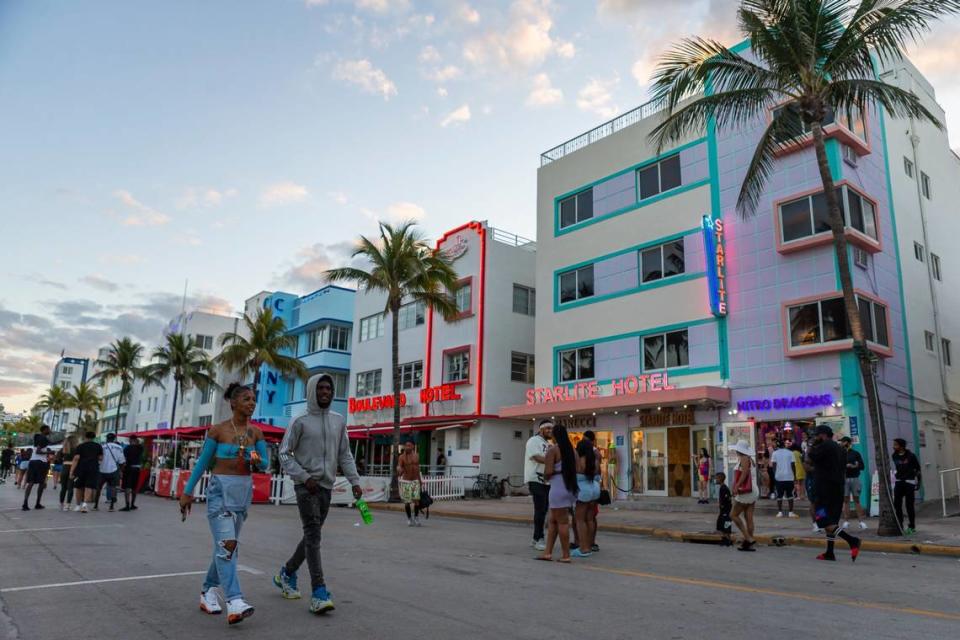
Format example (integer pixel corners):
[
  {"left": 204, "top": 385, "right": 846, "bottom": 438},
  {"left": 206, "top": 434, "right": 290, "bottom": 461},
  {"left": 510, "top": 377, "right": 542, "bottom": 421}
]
[{"left": 275, "top": 373, "right": 362, "bottom": 615}]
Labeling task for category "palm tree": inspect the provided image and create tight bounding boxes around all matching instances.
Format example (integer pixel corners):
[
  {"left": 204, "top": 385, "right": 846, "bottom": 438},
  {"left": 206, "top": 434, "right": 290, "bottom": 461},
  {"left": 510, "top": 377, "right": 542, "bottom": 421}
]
[
  {"left": 91, "top": 337, "right": 144, "bottom": 435},
  {"left": 13, "top": 414, "right": 44, "bottom": 435},
  {"left": 67, "top": 382, "right": 105, "bottom": 432},
  {"left": 216, "top": 308, "right": 308, "bottom": 401},
  {"left": 326, "top": 221, "right": 460, "bottom": 491},
  {"left": 649, "top": 0, "right": 960, "bottom": 535},
  {"left": 34, "top": 386, "right": 68, "bottom": 430},
  {"left": 140, "top": 333, "right": 218, "bottom": 431}
]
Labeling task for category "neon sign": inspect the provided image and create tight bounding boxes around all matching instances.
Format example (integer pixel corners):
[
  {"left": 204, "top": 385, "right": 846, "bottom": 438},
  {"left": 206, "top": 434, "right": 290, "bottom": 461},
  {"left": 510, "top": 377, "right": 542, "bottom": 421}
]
[
  {"left": 525, "top": 372, "right": 676, "bottom": 405},
  {"left": 736, "top": 394, "right": 833, "bottom": 412},
  {"left": 419, "top": 384, "right": 462, "bottom": 403},
  {"left": 348, "top": 393, "right": 408, "bottom": 413},
  {"left": 702, "top": 214, "right": 727, "bottom": 317}
]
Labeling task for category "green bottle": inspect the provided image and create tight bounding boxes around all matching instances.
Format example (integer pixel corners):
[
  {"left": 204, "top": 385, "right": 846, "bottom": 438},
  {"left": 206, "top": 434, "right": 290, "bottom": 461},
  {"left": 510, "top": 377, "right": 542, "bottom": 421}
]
[{"left": 356, "top": 498, "right": 374, "bottom": 525}]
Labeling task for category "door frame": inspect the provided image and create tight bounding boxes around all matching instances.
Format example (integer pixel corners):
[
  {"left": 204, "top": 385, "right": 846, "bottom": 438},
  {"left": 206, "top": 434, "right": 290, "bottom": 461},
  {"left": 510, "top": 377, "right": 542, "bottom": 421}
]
[{"left": 642, "top": 427, "right": 669, "bottom": 497}]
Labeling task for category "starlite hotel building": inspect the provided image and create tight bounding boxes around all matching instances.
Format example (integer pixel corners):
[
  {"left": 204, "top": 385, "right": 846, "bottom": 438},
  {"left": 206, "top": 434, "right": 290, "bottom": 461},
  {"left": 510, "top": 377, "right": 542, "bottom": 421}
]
[{"left": 502, "top": 52, "right": 960, "bottom": 503}]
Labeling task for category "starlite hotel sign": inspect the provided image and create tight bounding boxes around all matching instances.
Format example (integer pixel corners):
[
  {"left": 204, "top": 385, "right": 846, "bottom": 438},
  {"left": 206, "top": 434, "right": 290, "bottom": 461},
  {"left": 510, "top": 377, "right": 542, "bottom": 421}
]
[{"left": 702, "top": 214, "right": 727, "bottom": 317}]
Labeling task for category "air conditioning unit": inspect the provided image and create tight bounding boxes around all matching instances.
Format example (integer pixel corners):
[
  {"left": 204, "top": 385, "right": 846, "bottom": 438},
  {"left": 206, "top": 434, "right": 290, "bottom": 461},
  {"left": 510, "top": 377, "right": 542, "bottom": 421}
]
[
  {"left": 854, "top": 246, "right": 869, "bottom": 269},
  {"left": 842, "top": 144, "right": 858, "bottom": 167}
]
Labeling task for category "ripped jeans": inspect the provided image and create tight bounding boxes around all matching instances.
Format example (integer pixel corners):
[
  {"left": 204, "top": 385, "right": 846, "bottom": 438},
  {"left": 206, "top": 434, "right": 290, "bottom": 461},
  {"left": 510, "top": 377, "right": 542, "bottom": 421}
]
[{"left": 202, "top": 474, "right": 252, "bottom": 601}]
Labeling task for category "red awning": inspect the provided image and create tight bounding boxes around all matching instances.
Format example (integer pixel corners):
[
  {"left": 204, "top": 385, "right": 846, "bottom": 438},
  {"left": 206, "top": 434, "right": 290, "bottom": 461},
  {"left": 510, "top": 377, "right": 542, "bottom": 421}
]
[
  {"left": 117, "top": 420, "right": 286, "bottom": 443},
  {"left": 346, "top": 414, "right": 486, "bottom": 439}
]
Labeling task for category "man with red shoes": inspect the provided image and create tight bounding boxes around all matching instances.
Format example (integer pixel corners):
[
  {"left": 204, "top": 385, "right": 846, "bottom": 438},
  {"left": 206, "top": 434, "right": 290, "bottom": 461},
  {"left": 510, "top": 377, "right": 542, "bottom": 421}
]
[{"left": 808, "top": 424, "right": 861, "bottom": 562}]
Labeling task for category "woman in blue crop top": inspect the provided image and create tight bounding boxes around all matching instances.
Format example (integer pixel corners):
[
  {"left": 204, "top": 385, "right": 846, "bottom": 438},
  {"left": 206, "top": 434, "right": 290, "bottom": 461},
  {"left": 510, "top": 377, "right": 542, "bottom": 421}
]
[{"left": 180, "top": 383, "right": 268, "bottom": 625}]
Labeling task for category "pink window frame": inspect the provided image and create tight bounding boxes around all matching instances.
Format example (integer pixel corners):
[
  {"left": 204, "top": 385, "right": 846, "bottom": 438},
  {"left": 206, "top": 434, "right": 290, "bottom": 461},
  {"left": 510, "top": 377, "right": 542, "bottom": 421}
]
[
  {"left": 766, "top": 101, "right": 871, "bottom": 158},
  {"left": 781, "top": 289, "right": 894, "bottom": 359},
  {"left": 441, "top": 345, "right": 472, "bottom": 386},
  {"left": 772, "top": 181, "right": 882, "bottom": 255}
]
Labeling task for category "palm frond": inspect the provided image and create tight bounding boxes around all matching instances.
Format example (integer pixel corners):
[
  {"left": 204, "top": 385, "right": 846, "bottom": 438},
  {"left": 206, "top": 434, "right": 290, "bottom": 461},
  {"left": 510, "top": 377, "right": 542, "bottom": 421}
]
[
  {"left": 736, "top": 106, "right": 811, "bottom": 217},
  {"left": 828, "top": 77, "right": 943, "bottom": 128}
]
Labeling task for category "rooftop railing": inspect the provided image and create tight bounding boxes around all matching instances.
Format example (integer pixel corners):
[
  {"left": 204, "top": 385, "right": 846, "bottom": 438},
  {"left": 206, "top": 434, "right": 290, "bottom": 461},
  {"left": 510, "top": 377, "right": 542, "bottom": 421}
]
[
  {"left": 540, "top": 96, "right": 667, "bottom": 167},
  {"left": 489, "top": 226, "right": 536, "bottom": 251}
]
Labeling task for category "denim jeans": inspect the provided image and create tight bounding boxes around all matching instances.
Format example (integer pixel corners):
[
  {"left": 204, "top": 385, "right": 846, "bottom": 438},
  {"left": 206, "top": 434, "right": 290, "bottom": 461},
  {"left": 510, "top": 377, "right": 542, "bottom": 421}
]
[
  {"left": 285, "top": 484, "right": 332, "bottom": 591},
  {"left": 203, "top": 475, "right": 252, "bottom": 601}
]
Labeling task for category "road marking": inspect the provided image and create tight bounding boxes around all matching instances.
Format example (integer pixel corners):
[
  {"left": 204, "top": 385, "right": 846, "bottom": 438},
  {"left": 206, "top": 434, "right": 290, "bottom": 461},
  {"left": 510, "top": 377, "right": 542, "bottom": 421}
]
[
  {"left": 0, "top": 567, "right": 261, "bottom": 593},
  {"left": 580, "top": 564, "right": 960, "bottom": 622},
  {"left": 237, "top": 564, "right": 263, "bottom": 575},
  {"left": 0, "top": 524, "right": 124, "bottom": 534}
]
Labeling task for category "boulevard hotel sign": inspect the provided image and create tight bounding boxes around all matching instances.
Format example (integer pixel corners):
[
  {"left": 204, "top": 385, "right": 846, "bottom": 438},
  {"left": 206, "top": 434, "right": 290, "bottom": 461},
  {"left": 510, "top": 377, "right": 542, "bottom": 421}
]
[{"left": 525, "top": 372, "right": 676, "bottom": 406}]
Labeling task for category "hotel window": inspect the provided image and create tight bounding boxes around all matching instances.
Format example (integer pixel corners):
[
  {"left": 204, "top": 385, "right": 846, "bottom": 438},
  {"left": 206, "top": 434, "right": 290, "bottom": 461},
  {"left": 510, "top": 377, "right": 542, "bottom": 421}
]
[
  {"left": 772, "top": 103, "right": 865, "bottom": 141},
  {"left": 788, "top": 297, "right": 850, "bottom": 348},
  {"left": 359, "top": 314, "right": 385, "bottom": 342},
  {"left": 778, "top": 186, "right": 877, "bottom": 244},
  {"left": 559, "top": 188, "right": 594, "bottom": 229},
  {"left": 510, "top": 352, "right": 535, "bottom": 383},
  {"left": 924, "top": 331, "right": 935, "bottom": 352},
  {"left": 943, "top": 338, "right": 953, "bottom": 367},
  {"left": 512, "top": 284, "right": 536, "bottom": 316},
  {"left": 305, "top": 327, "right": 323, "bottom": 353},
  {"left": 641, "top": 239, "right": 685, "bottom": 283},
  {"left": 457, "top": 427, "right": 470, "bottom": 450},
  {"left": 198, "top": 415, "right": 212, "bottom": 427},
  {"left": 59, "top": 381, "right": 71, "bottom": 389},
  {"left": 921, "top": 172, "right": 932, "bottom": 199},
  {"left": 444, "top": 349, "right": 471, "bottom": 383},
  {"left": 398, "top": 301, "right": 426, "bottom": 330},
  {"left": 904, "top": 157, "right": 914, "bottom": 178},
  {"left": 559, "top": 265, "right": 594, "bottom": 304},
  {"left": 559, "top": 346, "right": 594, "bottom": 383},
  {"left": 61, "top": 366, "right": 73, "bottom": 376},
  {"left": 285, "top": 378, "right": 296, "bottom": 403},
  {"left": 455, "top": 281, "right": 473, "bottom": 315},
  {"left": 399, "top": 361, "right": 423, "bottom": 390},
  {"left": 914, "top": 242, "right": 925, "bottom": 262},
  {"left": 138, "top": 400, "right": 142, "bottom": 412},
  {"left": 319, "top": 371, "right": 348, "bottom": 398},
  {"left": 200, "top": 386, "right": 213, "bottom": 405},
  {"left": 638, "top": 154, "right": 682, "bottom": 200},
  {"left": 194, "top": 334, "right": 214, "bottom": 350},
  {"left": 355, "top": 369, "right": 382, "bottom": 397},
  {"left": 328, "top": 325, "right": 351, "bottom": 351},
  {"left": 931, "top": 253, "right": 942, "bottom": 281},
  {"left": 642, "top": 330, "right": 689, "bottom": 370},
  {"left": 857, "top": 297, "right": 890, "bottom": 347}
]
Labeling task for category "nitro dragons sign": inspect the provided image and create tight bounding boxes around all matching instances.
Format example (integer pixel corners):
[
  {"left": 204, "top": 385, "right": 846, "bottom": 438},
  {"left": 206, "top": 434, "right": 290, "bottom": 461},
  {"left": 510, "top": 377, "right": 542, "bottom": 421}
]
[{"left": 702, "top": 214, "right": 727, "bottom": 317}]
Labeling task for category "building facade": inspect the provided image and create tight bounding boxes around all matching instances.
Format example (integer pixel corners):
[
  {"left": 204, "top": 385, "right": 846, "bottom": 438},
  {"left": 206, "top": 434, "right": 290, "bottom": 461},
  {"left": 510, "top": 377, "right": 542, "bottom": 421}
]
[
  {"left": 502, "top": 47, "right": 960, "bottom": 503},
  {"left": 346, "top": 221, "right": 537, "bottom": 480},
  {"left": 47, "top": 355, "right": 89, "bottom": 431}
]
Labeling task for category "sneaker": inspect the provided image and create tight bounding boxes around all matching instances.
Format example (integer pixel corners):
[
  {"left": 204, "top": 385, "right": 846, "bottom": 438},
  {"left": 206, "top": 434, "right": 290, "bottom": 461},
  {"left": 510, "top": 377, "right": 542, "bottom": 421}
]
[
  {"left": 816, "top": 553, "right": 836, "bottom": 561},
  {"left": 60, "top": 504, "right": 68, "bottom": 512},
  {"left": 226, "top": 598, "right": 254, "bottom": 624},
  {"left": 857, "top": 521, "right": 868, "bottom": 530},
  {"left": 788, "top": 512, "right": 799, "bottom": 518},
  {"left": 119, "top": 506, "right": 131, "bottom": 512},
  {"left": 309, "top": 587, "right": 335, "bottom": 615},
  {"left": 841, "top": 520, "right": 850, "bottom": 529},
  {"left": 80, "top": 505, "right": 88, "bottom": 513},
  {"left": 407, "top": 518, "right": 414, "bottom": 527},
  {"left": 21, "top": 504, "right": 29, "bottom": 511},
  {"left": 775, "top": 512, "right": 784, "bottom": 518},
  {"left": 130, "top": 505, "right": 138, "bottom": 510},
  {"left": 530, "top": 538, "right": 538, "bottom": 548},
  {"left": 590, "top": 544, "right": 600, "bottom": 553},
  {"left": 570, "top": 548, "right": 592, "bottom": 558},
  {"left": 849, "top": 536, "right": 862, "bottom": 562},
  {"left": 200, "top": 589, "right": 222, "bottom": 615},
  {"left": 108, "top": 505, "right": 114, "bottom": 512},
  {"left": 414, "top": 517, "right": 422, "bottom": 527},
  {"left": 34, "top": 504, "right": 44, "bottom": 510},
  {"left": 534, "top": 539, "right": 546, "bottom": 551},
  {"left": 812, "top": 524, "right": 822, "bottom": 533},
  {"left": 72, "top": 505, "right": 82, "bottom": 512},
  {"left": 904, "top": 527, "right": 916, "bottom": 535},
  {"left": 273, "top": 567, "right": 301, "bottom": 600}
]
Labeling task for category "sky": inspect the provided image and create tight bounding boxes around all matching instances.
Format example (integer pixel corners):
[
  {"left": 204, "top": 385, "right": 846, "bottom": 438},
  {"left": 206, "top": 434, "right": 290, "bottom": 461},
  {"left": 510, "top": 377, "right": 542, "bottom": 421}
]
[{"left": 2, "top": 0, "right": 959, "bottom": 414}]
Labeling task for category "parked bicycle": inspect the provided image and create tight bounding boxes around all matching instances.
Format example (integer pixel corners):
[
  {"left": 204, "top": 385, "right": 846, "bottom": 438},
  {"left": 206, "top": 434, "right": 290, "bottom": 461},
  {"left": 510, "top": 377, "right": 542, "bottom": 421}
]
[{"left": 471, "top": 474, "right": 501, "bottom": 499}]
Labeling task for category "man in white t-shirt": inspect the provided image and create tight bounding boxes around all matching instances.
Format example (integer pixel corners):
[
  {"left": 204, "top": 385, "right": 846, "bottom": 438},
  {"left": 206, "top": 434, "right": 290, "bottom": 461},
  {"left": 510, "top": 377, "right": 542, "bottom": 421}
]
[
  {"left": 95, "top": 433, "right": 126, "bottom": 512},
  {"left": 771, "top": 440, "right": 798, "bottom": 518},
  {"left": 524, "top": 420, "right": 553, "bottom": 550}
]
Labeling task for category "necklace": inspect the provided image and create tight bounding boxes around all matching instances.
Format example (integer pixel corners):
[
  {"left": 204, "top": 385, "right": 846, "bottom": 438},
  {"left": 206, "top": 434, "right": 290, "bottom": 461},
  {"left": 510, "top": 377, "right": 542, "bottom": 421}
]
[{"left": 230, "top": 417, "right": 249, "bottom": 471}]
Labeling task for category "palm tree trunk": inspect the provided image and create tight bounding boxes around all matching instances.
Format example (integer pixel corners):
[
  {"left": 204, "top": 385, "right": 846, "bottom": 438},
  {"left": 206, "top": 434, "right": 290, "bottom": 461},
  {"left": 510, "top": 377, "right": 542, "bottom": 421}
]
[
  {"left": 811, "top": 122, "right": 899, "bottom": 536},
  {"left": 390, "top": 302, "right": 402, "bottom": 502}
]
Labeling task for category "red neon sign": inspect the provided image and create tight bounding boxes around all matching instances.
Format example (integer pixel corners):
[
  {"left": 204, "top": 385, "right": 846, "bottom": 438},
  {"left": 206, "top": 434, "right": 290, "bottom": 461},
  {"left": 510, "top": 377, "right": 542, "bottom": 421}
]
[
  {"left": 525, "top": 372, "right": 677, "bottom": 406},
  {"left": 420, "top": 384, "right": 462, "bottom": 404},
  {"left": 348, "top": 393, "right": 408, "bottom": 414}
]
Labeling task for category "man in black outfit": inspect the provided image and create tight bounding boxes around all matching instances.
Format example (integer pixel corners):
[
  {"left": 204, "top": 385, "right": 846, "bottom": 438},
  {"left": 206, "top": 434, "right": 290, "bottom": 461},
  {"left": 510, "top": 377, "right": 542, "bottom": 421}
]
[
  {"left": 0, "top": 442, "right": 14, "bottom": 483},
  {"left": 120, "top": 435, "right": 144, "bottom": 511},
  {"left": 22, "top": 426, "right": 52, "bottom": 511},
  {"left": 892, "top": 438, "right": 922, "bottom": 535},
  {"left": 808, "top": 425, "right": 861, "bottom": 561}
]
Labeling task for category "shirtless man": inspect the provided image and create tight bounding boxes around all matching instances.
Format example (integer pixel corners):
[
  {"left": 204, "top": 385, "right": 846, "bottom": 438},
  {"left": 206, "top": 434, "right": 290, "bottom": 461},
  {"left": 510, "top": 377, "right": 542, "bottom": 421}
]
[{"left": 397, "top": 441, "right": 422, "bottom": 527}]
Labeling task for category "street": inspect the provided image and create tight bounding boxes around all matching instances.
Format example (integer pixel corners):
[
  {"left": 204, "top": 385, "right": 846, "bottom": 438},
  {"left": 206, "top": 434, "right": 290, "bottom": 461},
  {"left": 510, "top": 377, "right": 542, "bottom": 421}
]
[{"left": 2, "top": 485, "right": 959, "bottom": 639}]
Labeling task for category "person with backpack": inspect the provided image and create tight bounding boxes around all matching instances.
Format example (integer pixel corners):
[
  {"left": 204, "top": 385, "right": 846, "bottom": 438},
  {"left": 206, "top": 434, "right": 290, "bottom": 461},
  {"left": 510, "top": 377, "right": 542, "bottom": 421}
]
[{"left": 95, "top": 433, "right": 125, "bottom": 511}]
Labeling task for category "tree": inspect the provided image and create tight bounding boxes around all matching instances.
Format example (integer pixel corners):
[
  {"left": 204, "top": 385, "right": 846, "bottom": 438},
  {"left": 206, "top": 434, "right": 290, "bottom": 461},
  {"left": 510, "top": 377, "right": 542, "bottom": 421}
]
[
  {"left": 326, "top": 221, "right": 460, "bottom": 493},
  {"left": 34, "top": 386, "right": 69, "bottom": 430},
  {"left": 91, "top": 337, "right": 145, "bottom": 435},
  {"left": 13, "top": 414, "right": 44, "bottom": 435},
  {"left": 216, "top": 308, "right": 307, "bottom": 399},
  {"left": 140, "top": 333, "right": 218, "bottom": 431},
  {"left": 67, "top": 382, "right": 105, "bottom": 431},
  {"left": 650, "top": 0, "right": 960, "bottom": 535}
]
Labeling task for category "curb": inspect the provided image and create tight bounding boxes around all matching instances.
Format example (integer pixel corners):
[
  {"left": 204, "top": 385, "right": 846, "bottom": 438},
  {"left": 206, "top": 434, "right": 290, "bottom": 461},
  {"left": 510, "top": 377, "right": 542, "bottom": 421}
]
[{"left": 368, "top": 503, "right": 960, "bottom": 558}]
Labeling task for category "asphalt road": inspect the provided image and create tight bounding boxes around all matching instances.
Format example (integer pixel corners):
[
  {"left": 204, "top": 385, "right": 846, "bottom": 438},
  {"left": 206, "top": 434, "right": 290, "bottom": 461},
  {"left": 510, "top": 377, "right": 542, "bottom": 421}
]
[{"left": 2, "top": 484, "right": 959, "bottom": 640}]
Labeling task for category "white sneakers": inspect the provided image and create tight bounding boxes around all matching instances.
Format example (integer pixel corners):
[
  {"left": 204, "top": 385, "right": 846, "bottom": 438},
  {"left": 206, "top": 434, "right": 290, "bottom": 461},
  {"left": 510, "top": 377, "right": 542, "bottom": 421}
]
[
  {"left": 858, "top": 521, "right": 869, "bottom": 530},
  {"left": 226, "top": 598, "right": 254, "bottom": 625},
  {"left": 775, "top": 512, "right": 784, "bottom": 518},
  {"left": 787, "top": 512, "right": 799, "bottom": 518},
  {"left": 200, "top": 589, "right": 222, "bottom": 615},
  {"left": 407, "top": 518, "right": 415, "bottom": 527},
  {"left": 534, "top": 539, "right": 546, "bottom": 551},
  {"left": 841, "top": 520, "right": 850, "bottom": 529},
  {"left": 812, "top": 523, "right": 823, "bottom": 533},
  {"left": 414, "top": 517, "right": 422, "bottom": 527}
]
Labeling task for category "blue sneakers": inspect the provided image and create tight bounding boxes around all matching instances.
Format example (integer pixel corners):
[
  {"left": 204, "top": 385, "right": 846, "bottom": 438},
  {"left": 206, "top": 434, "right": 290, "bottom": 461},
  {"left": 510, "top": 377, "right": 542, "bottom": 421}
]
[
  {"left": 310, "top": 586, "right": 335, "bottom": 614},
  {"left": 273, "top": 567, "right": 301, "bottom": 600}
]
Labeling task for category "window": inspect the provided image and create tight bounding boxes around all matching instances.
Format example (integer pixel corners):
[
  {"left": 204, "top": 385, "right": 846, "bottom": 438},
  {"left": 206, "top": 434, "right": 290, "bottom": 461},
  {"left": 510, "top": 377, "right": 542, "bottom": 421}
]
[
  {"left": 510, "top": 352, "right": 535, "bottom": 383},
  {"left": 457, "top": 427, "right": 470, "bottom": 450},
  {"left": 454, "top": 281, "right": 473, "bottom": 315},
  {"left": 194, "top": 334, "right": 214, "bottom": 350},
  {"left": 772, "top": 103, "right": 865, "bottom": 142},
  {"left": 444, "top": 349, "right": 470, "bottom": 383},
  {"left": 788, "top": 298, "right": 850, "bottom": 347},
  {"left": 842, "top": 143, "right": 858, "bottom": 166},
  {"left": 200, "top": 386, "right": 213, "bottom": 405},
  {"left": 921, "top": 172, "right": 931, "bottom": 199},
  {"left": 558, "top": 265, "right": 594, "bottom": 304},
  {"left": 638, "top": 154, "right": 682, "bottom": 200},
  {"left": 512, "top": 284, "right": 536, "bottom": 316},
  {"left": 559, "top": 346, "right": 594, "bottom": 382},
  {"left": 559, "top": 188, "right": 594, "bottom": 229},
  {"left": 399, "top": 361, "right": 423, "bottom": 390},
  {"left": 914, "top": 242, "right": 925, "bottom": 263},
  {"left": 318, "top": 371, "right": 348, "bottom": 398},
  {"left": 305, "top": 327, "right": 323, "bottom": 353},
  {"left": 943, "top": 338, "right": 953, "bottom": 367},
  {"left": 59, "top": 381, "right": 71, "bottom": 389},
  {"left": 904, "top": 157, "right": 914, "bottom": 178},
  {"left": 285, "top": 378, "right": 296, "bottom": 403},
  {"left": 328, "top": 325, "right": 351, "bottom": 351},
  {"left": 858, "top": 297, "right": 889, "bottom": 347},
  {"left": 854, "top": 247, "right": 869, "bottom": 269},
  {"left": 398, "top": 301, "right": 426, "bottom": 330},
  {"left": 61, "top": 366, "right": 73, "bottom": 376},
  {"left": 924, "top": 331, "right": 935, "bottom": 352},
  {"left": 198, "top": 415, "right": 212, "bottom": 427},
  {"left": 641, "top": 239, "right": 685, "bottom": 283},
  {"left": 778, "top": 186, "right": 876, "bottom": 244},
  {"left": 355, "top": 369, "right": 382, "bottom": 397},
  {"left": 643, "top": 330, "right": 689, "bottom": 370},
  {"left": 138, "top": 400, "right": 142, "bottom": 412},
  {"left": 359, "top": 314, "right": 385, "bottom": 342},
  {"left": 931, "top": 253, "right": 942, "bottom": 281}
]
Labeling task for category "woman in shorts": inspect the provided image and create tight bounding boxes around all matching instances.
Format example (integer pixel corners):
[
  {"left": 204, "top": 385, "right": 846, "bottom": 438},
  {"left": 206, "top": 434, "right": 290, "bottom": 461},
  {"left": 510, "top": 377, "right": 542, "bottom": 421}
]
[{"left": 729, "top": 440, "right": 759, "bottom": 551}]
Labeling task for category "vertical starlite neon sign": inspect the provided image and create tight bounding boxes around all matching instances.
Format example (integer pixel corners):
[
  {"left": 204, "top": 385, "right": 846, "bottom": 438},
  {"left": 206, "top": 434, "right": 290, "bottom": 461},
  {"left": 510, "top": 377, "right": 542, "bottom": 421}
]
[{"left": 701, "top": 214, "right": 727, "bottom": 316}]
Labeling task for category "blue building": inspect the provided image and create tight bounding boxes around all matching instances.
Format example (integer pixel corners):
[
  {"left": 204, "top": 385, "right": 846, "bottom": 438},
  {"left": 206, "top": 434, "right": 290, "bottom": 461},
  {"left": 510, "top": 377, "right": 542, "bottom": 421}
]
[{"left": 244, "top": 286, "right": 355, "bottom": 426}]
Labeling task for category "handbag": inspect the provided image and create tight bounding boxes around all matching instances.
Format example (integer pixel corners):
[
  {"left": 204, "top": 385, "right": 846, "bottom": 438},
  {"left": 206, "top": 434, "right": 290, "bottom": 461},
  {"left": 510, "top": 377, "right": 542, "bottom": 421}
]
[
  {"left": 598, "top": 488, "right": 612, "bottom": 506},
  {"left": 734, "top": 465, "right": 753, "bottom": 494}
]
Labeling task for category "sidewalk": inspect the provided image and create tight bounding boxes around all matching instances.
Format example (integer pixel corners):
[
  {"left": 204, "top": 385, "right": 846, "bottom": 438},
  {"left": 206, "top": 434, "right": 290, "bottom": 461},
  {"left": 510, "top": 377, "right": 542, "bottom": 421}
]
[{"left": 372, "top": 497, "right": 960, "bottom": 557}]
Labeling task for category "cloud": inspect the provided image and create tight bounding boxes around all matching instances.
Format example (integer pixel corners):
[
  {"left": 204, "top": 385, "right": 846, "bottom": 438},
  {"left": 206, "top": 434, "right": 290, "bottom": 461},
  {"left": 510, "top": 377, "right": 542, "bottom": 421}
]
[
  {"left": 328, "top": 191, "right": 349, "bottom": 205},
  {"left": 577, "top": 76, "right": 620, "bottom": 119},
  {"left": 419, "top": 45, "right": 441, "bottom": 64},
  {"left": 355, "top": 0, "right": 410, "bottom": 13},
  {"left": 79, "top": 275, "right": 121, "bottom": 293},
  {"left": 463, "top": 0, "right": 573, "bottom": 71},
  {"left": 385, "top": 201, "right": 426, "bottom": 221},
  {"left": 305, "top": 0, "right": 329, "bottom": 6},
  {"left": 526, "top": 72, "right": 563, "bottom": 107},
  {"left": 274, "top": 241, "right": 358, "bottom": 290},
  {"left": 456, "top": 2, "right": 480, "bottom": 24},
  {"left": 437, "top": 87, "right": 448, "bottom": 98},
  {"left": 259, "top": 181, "right": 309, "bottom": 207},
  {"left": 113, "top": 190, "right": 171, "bottom": 226},
  {"left": 98, "top": 254, "right": 145, "bottom": 266},
  {"left": 175, "top": 187, "right": 237, "bottom": 210},
  {"left": 331, "top": 59, "right": 398, "bottom": 100},
  {"left": 24, "top": 274, "right": 68, "bottom": 290},
  {"left": 440, "top": 103, "right": 471, "bottom": 127},
  {"left": 424, "top": 64, "right": 463, "bottom": 83}
]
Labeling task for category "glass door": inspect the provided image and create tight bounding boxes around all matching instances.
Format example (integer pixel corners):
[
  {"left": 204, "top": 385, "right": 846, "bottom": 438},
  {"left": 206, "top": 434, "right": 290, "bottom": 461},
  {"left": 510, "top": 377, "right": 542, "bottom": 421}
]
[
  {"left": 643, "top": 428, "right": 668, "bottom": 496},
  {"left": 691, "top": 426, "right": 712, "bottom": 497}
]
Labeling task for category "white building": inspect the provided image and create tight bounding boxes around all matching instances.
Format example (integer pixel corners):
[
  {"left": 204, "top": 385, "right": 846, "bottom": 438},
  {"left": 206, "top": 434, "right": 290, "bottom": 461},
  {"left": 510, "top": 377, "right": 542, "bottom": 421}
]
[
  {"left": 346, "top": 221, "right": 537, "bottom": 481},
  {"left": 47, "top": 355, "right": 89, "bottom": 431}
]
